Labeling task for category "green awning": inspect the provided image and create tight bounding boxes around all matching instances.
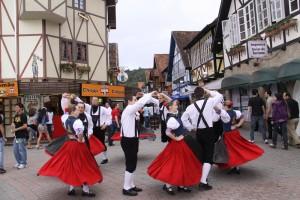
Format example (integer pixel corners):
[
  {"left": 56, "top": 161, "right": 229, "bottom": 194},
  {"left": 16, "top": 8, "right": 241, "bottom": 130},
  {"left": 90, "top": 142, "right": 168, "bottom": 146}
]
[
  {"left": 251, "top": 67, "right": 279, "bottom": 86},
  {"left": 221, "top": 74, "right": 251, "bottom": 89},
  {"left": 278, "top": 59, "right": 300, "bottom": 81}
]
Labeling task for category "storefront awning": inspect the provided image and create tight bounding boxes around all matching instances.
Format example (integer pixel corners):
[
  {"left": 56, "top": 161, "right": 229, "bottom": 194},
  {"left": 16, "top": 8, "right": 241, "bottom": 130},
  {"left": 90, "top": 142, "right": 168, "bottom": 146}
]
[
  {"left": 251, "top": 67, "right": 279, "bottom": 86},
  {"left": 204, "top": 78, "right": 224, "bottom": 90},
  {"left": 221, "top": 74, "right": 251, "bottom": 89},
  {"left": 278, "top": 59, "right": 300, "bottom": 81}
]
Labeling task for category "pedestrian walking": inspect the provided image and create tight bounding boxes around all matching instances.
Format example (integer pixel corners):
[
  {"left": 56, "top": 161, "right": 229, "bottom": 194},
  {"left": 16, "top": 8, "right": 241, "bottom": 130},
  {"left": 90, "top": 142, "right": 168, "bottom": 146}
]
[
  {"left": 181, "top": 87, "right": 223, "bottom": 191},
  {"left": 248, "top": 89, "right": 268, "bottom": 144},
  {"left": 269, "top": 93, "right": 289, "bottom": 150},
  {"left": 265, "top": 90, "right": 275, "bottom": 140},
  {"left": 148, "top": 100, "right": 202, "bottom": 195},
  {"left": 110, "top": 103, "right": 121, "bottom": 146},
  {"left": 283, "top": 92, "right": 300, "bottom": 148},
  {"left": 12, "top": 103, "right": 28, "bottom": 169},
  {"left": 120, "top": 91, "right": 159, "bottom": 196}
]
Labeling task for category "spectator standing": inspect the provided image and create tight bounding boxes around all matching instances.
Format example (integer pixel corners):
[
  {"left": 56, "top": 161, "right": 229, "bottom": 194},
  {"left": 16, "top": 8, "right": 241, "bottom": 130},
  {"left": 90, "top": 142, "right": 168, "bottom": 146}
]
[
  {"left": 46, "top": 108, "right": 54, "bottom": 139},
  {"left": 143, "top": 106, "right": 150, "bottom": 128},
  {"left": 270, "top": 93, "right": 289, "bottom": 150},
  {"left": 0, "top": 113, "right": 6, "bottom": 174},
  {"left": 11, "top": 103, "right": 28, "bottom": 169},
  {"left": 36, "top": 107, "right": 52, "bottom": 149},
  {"left": 248, "top": 89, "right": 268, "bottom": 144},
  {"left": 27, "top": 108, "right": 38, "bottom": 149},
  {"left": 283, "top": 92, "right": 300, "bottom": 148},
  {"left": 265, "top": 90, "right": 275, "bottom": 140}
]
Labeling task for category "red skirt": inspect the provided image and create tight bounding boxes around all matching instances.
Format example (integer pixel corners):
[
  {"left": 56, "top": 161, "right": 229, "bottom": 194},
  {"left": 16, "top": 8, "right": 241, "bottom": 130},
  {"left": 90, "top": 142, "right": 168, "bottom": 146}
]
[
  {"left": 218, "top": 129, "right": 264, "bottom": 169},
  {"left": 38, "top": 140, "right": 103, "bottom": 186},
  {"left": 52, "top": 115, "right": 66, "bottom": 138},
  {"left": 89, "top": 135, "right": 105, "bottom": 156},
  {"left": 147, "top": 140, "right": 202, "bottom": 186}
]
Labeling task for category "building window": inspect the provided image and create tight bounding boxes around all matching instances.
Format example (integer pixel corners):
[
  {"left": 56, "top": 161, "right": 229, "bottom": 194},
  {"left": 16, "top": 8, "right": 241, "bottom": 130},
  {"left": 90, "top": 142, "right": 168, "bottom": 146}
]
[
  {"left": 289, "top": 0, "right": 299, "bottom": 14},
  {"left": 222, "top": 19, "right": 232, "bottom": 50},
  {"left": 76, "top": 43, "right": 87, "bottom": 63},
  {"left": 245, "top": 2, "right": 256, "bottom": 37},
  {"left": 230, "top": 14, "right": 240, "bottom": 45},
  {"left": 74, "top": 0, "right": 85, "bottom": 10},
  {"left": 270, "top": 0, "right": 285, "bottom": 22},
  {"left": 61, "top": 39, "right": 73, "bottom": 61},
  {"left": 238, "top": 9, "right": 247, "bottom": 40},
  {"left": 256, "top": 0, "right": 271, "bottom": 31}
]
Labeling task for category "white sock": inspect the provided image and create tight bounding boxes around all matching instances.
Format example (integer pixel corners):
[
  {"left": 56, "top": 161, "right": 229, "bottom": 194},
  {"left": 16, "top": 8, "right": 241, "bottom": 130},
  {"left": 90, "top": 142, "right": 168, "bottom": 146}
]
[
  {"left": 124, "top": 171, "right": 132, "bottom": 190},
  {"left": 200, "top": 163, "right": 211, "bottom": 184},
  {"left": 69, "top": 186, "right": 75, "bottom": 191},
  {"left": 102, "top": 151, "right": 108, "bottom": 160},
  {"left": 165, "top": 183, "right": 172, "bottom": 188},
  {"left": 82, "top": 184, "right": 89, "bottom": 193},
  {"left": 130, "top": 172, "right": 135, "bottom": 188}
]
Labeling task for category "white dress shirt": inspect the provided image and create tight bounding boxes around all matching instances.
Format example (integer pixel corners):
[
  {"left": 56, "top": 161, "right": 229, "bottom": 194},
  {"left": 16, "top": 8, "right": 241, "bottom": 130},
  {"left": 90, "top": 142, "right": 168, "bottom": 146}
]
[
  {"left": 61, "top": 114, "right": 84, "bottom": 136},
  {"left": 121, "top": 93, "right": 159, "bottom": 138},
  {"left": 212, "top": 103, "right": 231, "bottom": 123},
  {"left": 84, "top": 104, "right": 111, "bottom": 127},
  {"left": 46, "top": 111, "right": 54, "bottom": 124},
  {"left": 160, "top": 104, "right": 169, "bottom": 121},
  {"left": 181, "top": 91, "right": 223, "bottom": 131}
]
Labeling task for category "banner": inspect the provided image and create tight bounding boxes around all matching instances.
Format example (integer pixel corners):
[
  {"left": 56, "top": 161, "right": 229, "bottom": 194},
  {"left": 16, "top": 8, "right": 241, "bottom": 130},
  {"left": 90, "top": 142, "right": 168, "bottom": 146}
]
[
  {"left": 248, "top": 40, "right": 268, "bottom": 58},
  {"left": 0, "top": 81, "right": 18, "bottom": 97},
  {"left": 81, "top": 84, "right": 125, "bottom": 98}
]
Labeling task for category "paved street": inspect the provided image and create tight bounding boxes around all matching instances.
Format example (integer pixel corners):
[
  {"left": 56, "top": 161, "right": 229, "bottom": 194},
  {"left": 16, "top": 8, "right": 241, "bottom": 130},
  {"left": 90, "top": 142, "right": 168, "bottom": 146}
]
[{"left": 1, "top": 130, "right": 300, "bottom": 200}]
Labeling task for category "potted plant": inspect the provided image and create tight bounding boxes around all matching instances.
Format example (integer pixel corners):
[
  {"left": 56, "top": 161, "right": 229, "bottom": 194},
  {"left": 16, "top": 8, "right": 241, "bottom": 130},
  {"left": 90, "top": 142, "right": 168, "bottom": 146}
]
[
  {"left": 76, "top": 65, "right": 91, "bottom": 78},
  {"left": 60, "top": 63, "right": 75, "bottom": 73}
]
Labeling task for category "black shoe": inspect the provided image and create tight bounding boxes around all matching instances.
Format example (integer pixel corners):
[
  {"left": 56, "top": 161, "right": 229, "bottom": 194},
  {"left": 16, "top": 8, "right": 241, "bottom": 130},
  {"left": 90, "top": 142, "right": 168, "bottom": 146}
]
[
  {"left": 131, "top": 187, "right": 143, "bottom": 192},
  {"left": 177, "top": 187, "right": 192, "bottom": 193},
  {"left": 67, "top": 189, "right": 76, "bottom": 196},
  {"left": 122, "top": 189, "right": 138, "bottom": 196},
  {"left": 100, "top": 159, "right": 108, "bottom": 164},
  {"left": 0, "top": 168, "right": 6, "bottom": 174},
  {"left": 282, "top": 146, "right": 288, "bottom": 150},
  {"left": 163, "top": 185, "right": 175, "bottom": 195},
  {"left": 82, "top": 191, "right": 96, "bottom": 197},
  {"left": 199, "top": 183, "right": 213, "bottom": 191},
  {"left": 108, "top": 143, "right": 115, "bottom": 146},
  {"left": 227, "top": 167, "right": 240, "bottom": 175}
]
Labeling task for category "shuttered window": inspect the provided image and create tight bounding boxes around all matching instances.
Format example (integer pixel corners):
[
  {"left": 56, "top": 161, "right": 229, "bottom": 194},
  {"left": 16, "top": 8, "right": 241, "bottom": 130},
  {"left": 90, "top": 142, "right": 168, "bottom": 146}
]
[
  {"left": 256, "top": 0, "right": 271, "bottom": 31},
  {"left": 289, "top": 0, "right": 299, "bottom": 14},
  {"left": 270, "top": 0, "right": 285, "bottom": 22}
]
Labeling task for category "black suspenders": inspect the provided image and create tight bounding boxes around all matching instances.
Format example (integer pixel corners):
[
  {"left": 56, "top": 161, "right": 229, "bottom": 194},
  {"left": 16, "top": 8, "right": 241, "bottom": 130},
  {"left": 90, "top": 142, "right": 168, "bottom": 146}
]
[
  {"left": 90, "top": 106, "right": 101, "bottom": 127},
  {"left": 194, "top": 99, "right": 209, "bottom": 129}
]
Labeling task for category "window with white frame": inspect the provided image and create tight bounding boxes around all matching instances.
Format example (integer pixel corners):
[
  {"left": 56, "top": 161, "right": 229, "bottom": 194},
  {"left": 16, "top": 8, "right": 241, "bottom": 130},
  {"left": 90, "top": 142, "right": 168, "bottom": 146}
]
[
  {"left": 238, "top": 9, "right": 247, "bottom": 40},
  {"left": 270, "top": 0, "right": 285, "bottom": 22},
  {"left": 222, "top": 19, "right": 232, "bottom": 50},
  {"left": 256, "top": 0, "right": 271, "bottom": 31},
  {"left": 245, "top": 2, "right": 257, "bottom": 37},
  {"left": 230, "top": 14, "right": 240, "bottom": 45},
  {"left": 289, "top": 0, "right": 299, "bottom": 14}
]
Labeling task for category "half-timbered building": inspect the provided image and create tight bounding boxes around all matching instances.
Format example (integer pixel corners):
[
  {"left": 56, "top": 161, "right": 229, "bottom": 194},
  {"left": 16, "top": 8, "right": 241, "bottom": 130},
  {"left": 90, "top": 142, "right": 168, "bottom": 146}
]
[
  {"left": 0, "top": 0, "right": 117, "bottom": 137},
  {"left": 185, "top": 19, "right": 224, "bottom": 88},
  {"left": 214, "top": 0, "right": 300, "bottom": 113}
]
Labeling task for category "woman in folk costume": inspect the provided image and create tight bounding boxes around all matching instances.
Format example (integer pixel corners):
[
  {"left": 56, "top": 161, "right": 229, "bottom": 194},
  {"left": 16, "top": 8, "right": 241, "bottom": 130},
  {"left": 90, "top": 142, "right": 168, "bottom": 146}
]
[
  {"left": 147, "top": 100, "right": 202, "bottom": 195},
  {"left": 46, "top": 93, "right": 104, "bottom": 157},
  {"left": 38, "top": 104, "right": 102, "bottom": 197},
  {"left": 217, "top": 100, "right": 264, "bottom": 174}
]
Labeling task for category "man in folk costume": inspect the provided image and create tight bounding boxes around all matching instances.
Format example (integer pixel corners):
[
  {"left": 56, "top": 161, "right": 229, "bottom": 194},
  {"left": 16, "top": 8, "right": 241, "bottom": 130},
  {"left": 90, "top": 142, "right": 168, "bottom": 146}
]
[
  {"left": 121, "top": 91, "right": 159, "bottom": 196},
  {"left": 158, "top": 93, "right": 172, "bottom": 143},
  {"left": 80, "top": 97, "right": 111, "bottom": 164},
  {"left": 181, "top": 87, "right": 223, "bottom": 191}
]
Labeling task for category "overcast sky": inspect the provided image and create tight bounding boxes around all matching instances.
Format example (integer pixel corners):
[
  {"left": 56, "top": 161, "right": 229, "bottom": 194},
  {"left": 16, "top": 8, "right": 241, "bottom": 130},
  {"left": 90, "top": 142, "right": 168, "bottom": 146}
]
[{"left": 109, "top": 0, "right": 221, "bottom": 70}]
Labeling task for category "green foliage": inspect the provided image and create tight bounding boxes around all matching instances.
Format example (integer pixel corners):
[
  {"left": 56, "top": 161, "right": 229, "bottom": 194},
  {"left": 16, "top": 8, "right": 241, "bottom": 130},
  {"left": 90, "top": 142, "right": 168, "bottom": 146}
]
[{"left": 125, "top": 68, "right": 147, "bottom": 87}]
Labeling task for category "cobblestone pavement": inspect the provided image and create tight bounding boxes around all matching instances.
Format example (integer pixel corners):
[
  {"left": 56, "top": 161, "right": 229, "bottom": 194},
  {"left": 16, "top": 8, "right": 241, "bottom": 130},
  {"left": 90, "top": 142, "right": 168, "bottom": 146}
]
[{"left": 1, "top": 129, "right": 300, "bottom": 200}]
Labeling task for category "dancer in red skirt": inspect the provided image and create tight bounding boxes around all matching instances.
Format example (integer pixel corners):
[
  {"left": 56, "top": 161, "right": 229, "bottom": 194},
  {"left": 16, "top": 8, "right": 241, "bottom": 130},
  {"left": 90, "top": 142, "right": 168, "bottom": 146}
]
[
  {"left": 38, "top": 104, "right": 102, "bottom": 197},
  {"left": 148, "top": 100, "right": 202, "bottom": 195},
  {"left": 218, "top": 101, "right": 264, "bottom": 174}
]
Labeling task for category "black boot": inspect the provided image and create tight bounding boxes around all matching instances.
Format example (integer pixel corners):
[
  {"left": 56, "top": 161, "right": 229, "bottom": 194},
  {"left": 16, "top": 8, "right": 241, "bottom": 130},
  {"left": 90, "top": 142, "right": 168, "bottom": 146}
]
[
  {"left": 163, "top": 185, "right": 175, "bottom": 195},
  {"left": 122, "top": 189, "right": 138, "bottom": 196},
  {"left": 199, "top": 182, "right": 213, "bottom": 191}
]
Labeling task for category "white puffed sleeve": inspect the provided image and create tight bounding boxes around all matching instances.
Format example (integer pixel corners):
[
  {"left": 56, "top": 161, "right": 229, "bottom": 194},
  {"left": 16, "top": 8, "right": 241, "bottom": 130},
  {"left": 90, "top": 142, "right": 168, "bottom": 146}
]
[
  {"left": 73, "top": 119, "right": 84, "bottom": 136},
  {"left": 166, "top": 117, "right": 180, "bottom": 130},
  {"left": 61, "top": 114, "right": 69, "bottom": 128},
  {"left": 234, "top": 110, "right": 243, "bottom": 120}
]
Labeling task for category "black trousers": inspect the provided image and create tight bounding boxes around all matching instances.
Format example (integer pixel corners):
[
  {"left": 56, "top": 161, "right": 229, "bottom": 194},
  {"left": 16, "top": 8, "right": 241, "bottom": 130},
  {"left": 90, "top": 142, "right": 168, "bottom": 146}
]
[
  {"left": 213, "top": 120, "right": 223, "bottom": 143},
  {"left": 267, "top": 118, "right": 273, "bottom": 139},
  {"left": 93, "top": 126, "right": 107, "bottom": 151},
  {"left": 196, "top": 128, "right": 215, "bottom": 164},
  {"left": 161, "top": 121, "right": 169, "bottom": 143},
  {"left": 121, "top": 137, "right": 139, "bottom": 173}
]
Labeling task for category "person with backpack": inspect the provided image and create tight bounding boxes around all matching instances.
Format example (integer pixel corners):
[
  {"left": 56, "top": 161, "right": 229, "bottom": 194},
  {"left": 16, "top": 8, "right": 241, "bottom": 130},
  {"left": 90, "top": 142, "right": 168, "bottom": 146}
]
[
  {"left": 269, "top": 93, "right": 289, "bottom": 150},
  {"left": 36, "top": 107, "right": 52, "bottom": 149}
]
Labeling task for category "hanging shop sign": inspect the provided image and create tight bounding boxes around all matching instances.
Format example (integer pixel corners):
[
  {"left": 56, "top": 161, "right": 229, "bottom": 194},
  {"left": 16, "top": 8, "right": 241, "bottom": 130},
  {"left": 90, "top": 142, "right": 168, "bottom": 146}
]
[
  {"left": 81, "top": 84, "right": 125, "bottom": 98},
  {"left": 248, "top": 40, "right": 268, "bottom": 58},
  {"left": 0, "top": 81, "right": 19, "bottom": 97}
]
